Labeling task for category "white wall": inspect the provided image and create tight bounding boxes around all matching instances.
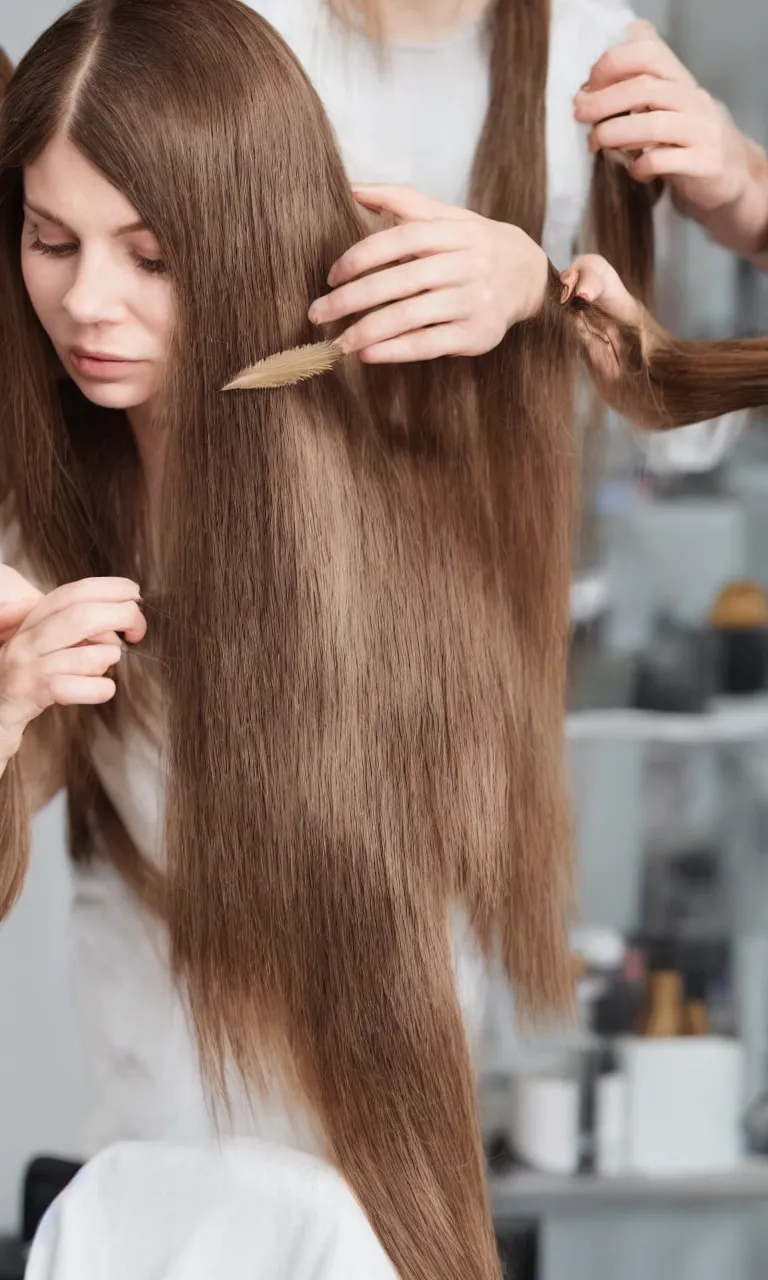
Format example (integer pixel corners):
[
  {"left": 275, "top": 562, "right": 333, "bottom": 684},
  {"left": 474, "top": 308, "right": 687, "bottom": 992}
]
[{"left": 2, "top": 3, "right": 68, "bottom": 64}]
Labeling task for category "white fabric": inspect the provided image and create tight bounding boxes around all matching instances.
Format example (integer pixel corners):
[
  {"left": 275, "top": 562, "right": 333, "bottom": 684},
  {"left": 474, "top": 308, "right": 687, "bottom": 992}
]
[{"left": 25, "top": 1141, "right": 398, "bottom": 1280}]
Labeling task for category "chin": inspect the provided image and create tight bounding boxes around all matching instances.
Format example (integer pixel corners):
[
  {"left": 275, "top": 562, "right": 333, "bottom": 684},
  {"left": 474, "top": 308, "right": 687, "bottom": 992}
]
[{"left": 69, "top": 373, "right": 154, "bottom": 413}]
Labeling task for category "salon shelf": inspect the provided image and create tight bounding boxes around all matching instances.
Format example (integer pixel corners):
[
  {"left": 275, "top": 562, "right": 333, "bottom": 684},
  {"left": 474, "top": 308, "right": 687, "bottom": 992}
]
[
  {"left": 566, "top": 695, "right": 768, "bottom": 745},
  {"left": 489, "top": 1160, "right": 768, "bottom": 1220}
]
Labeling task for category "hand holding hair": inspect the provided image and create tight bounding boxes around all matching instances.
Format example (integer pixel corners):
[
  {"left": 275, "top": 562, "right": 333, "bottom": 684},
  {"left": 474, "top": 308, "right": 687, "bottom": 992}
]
[
  {"left": 561, "top": 253, "right": 768, "bottom": 431},
  {"left": 0, "top": 572, "right": 145, "bottom": 761},
  {"left": 305, "top": 183, "right": 549, "bottom": 363},
  {"left": 574, "top": 20, "right": 765, "bottom": 232}
]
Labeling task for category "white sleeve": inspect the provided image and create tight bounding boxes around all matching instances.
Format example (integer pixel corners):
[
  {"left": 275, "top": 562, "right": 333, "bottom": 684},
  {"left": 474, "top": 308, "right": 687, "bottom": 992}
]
[{"left": 638, "top": 411, "right": 749, "bottom": 476}]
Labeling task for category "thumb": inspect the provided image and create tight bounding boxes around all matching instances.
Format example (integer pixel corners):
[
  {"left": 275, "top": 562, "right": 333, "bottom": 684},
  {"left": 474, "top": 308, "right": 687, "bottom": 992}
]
[
  {"left": 0, "top": 566, "right": 43, "bottom": 639},
  {"left": 626, "top": 18, "right": 659, "bottom": 43}
]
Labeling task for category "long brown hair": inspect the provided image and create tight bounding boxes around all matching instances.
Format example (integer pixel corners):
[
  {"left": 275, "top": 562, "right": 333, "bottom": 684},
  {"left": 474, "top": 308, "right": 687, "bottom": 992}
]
[{"left": 0, "top": 5, "right": 763, "bottom": 1280}]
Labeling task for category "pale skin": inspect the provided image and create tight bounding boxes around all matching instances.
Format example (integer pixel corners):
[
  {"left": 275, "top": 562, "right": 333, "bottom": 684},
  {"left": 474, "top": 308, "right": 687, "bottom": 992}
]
[{"left": 309, "top": 9, "right": 768, "bottom": 362}]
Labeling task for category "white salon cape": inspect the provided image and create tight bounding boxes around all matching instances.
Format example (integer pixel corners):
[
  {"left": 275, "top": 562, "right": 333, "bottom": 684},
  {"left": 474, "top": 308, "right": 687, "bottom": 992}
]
[{"left": 25, "top": 1141, "right": 398, "bottom": 1280}]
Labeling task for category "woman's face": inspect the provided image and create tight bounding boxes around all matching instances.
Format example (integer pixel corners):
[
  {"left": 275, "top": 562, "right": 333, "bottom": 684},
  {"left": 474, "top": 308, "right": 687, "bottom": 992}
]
[{"left": 21, "top": 134, "right": 173, "bottom": 417}]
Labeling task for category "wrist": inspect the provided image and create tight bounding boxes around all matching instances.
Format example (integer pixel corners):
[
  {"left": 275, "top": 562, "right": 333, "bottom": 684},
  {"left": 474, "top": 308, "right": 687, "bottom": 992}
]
[
  {"left": 521, "top": 238, "right": 550, "bottom": 324},
  {"left": 694, "top": 134, "right": 768, "bottom": 258},
  {"left": 0, "top": 719, "right": 24, "bottom": 767}
]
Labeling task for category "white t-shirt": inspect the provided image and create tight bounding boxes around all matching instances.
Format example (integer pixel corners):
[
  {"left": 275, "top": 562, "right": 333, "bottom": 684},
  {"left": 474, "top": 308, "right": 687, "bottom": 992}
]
[
  {"left": 254, "top": 0, "right": 636, "bottom": 267},
  {"left": 31, "top": 0, "right": 652, "bottom": 1158}
]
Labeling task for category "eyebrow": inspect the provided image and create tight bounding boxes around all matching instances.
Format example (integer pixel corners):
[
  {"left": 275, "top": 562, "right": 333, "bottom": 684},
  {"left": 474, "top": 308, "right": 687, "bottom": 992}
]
[{"left": 23, "top": 200, "right": 147, "bottom": 237}]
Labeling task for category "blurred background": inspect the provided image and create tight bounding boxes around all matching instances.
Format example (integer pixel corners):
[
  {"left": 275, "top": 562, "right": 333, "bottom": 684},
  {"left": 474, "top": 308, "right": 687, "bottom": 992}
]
[{"left": 2, "top": 1, "right": 768, "bottom": 1278}]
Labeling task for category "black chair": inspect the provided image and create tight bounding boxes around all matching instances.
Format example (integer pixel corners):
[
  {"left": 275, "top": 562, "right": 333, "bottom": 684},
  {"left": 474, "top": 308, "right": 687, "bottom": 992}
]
[{"left": 0, "top": 1156, "right": 81, "bottom": 1280}]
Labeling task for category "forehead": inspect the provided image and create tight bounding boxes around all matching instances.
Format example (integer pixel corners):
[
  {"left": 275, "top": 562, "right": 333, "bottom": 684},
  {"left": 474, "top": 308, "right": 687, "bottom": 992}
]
[{"left": 23, "top": 133, "right": 141, "bottom": 232}]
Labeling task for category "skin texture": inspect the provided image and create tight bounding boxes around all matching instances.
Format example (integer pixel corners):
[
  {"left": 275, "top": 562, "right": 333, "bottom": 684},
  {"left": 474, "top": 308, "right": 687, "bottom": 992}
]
[
  {"left": 574, "top": 20, "right": 768, "bottom": 257},
  {"left": 308, "top": 184, "right": 549, "bottom": 363},
  {"left": 316, "top": 8, "right": 768, "bottom": 357}
]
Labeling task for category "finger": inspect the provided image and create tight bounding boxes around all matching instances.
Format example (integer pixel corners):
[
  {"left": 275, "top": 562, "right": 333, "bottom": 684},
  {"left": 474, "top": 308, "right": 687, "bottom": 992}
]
[
  {"left": 358, "top": 323, "right": 470, "bottom": 364},
  {"left": 574, "top": 75, "right": 693, "bottom": 124},
  {"left": 43, "top": 643, "right": 122, "bottom": 679},
  {"left": 20, "top": 577, "right": 141, "bottom": 636},
  {"left": 590, "top": 110, "right": 709, "bottom": 154},
  {"left": 0, "top": 600, "right": 39, "bottom": 644},
  {"left": 340, "top": 287, "right": 471, "bottom": 354},
  {"left": 310, "top": 251, "right": 472, "bottom": 325},
  {"left": 47, "top": 675, "right": 117, "bottom": 707},
  {"left": 350, "top": 183, "right": 471, "bottom": 224},
  {"left": 568, "top": 259, "right": 641, "bottom": 326},
  {"left": 626, "top": 18, "right": 660, "bottom": 43},
  {"left": 328, "top": 221, "right": 468, "bottom": 287},
  {"left": 588, "top": 38, "right": 697, "bottom": 93},
  {"left": 25, "top": 600, "right": 146, "bottom": 657},
  {"left": 0, "top": 565, "right": 43, "bottom": 608},
  {"left": 562, "top": 254, "right": 613, "bottom": 300},
  {"left": 629, "top": 145, "right": 720, "bottom": 185},
  {"left": 0, "top": 568, "right": 43, "bottom": 639}
]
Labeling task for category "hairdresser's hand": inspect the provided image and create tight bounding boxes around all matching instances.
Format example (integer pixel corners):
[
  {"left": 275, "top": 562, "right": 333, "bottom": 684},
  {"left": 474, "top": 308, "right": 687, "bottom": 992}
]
[
  {"left": 561, "top": 254, "right": 643, "bottom": 330},
  {"left": 560, "top": 255, "right": 647, "bottom": 385},
  {"left": 574, "top": 20, "right": 759, "bottom": 222},
  {"left": 308, "top": 184, "right": 549, "bottom": 362},
  {"left": 0, "top": 572, "right": 145, "bottom": 759}
]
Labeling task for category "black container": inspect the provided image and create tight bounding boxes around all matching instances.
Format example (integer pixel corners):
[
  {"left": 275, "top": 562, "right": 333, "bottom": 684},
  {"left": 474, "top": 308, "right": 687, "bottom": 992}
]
[
  {"left": 712, "top": 625, "right": 768, "bottom": 696},
  {"left": 633, "top": 617, "right": 718, "bottom": 714}
]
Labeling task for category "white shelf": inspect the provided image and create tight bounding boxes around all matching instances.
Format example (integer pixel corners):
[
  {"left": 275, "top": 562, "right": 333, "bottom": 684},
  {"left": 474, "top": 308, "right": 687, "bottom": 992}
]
[
  {"left": 567, "top": 696, "right": 768, "bottom": 745},
  {"left": 490, "top": 1161, "right": 768, "bottom": 1218}
]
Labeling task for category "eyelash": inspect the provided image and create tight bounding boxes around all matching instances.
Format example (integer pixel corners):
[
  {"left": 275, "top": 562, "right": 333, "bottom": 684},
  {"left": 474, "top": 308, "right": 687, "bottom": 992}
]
[{"left": 29, "top": 236, "right": 167, "bottom": 276}]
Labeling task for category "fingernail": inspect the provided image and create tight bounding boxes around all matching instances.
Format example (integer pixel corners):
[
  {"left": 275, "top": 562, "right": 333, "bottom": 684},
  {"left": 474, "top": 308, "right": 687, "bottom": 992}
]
[{"left": 308, "top": 303, "right": 321, "bottom": 324}]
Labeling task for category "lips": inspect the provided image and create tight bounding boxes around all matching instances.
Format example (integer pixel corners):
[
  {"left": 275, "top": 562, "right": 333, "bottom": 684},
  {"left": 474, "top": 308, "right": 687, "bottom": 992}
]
[
  {"left": 71, "top": 347, "right": 132, "bottom": 363},
  {"left": 68, "top": 346, "right": 144, "bottom": 380}
]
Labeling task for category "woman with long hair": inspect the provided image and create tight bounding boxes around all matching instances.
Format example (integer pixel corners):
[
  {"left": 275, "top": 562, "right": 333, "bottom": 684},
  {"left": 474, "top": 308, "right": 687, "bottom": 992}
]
[
  {"left": 0, "top": 3, "right": 625, "bottom": 1276},
  {"left": 1, "top": 2, "right": 767, "bottom": 1278}
]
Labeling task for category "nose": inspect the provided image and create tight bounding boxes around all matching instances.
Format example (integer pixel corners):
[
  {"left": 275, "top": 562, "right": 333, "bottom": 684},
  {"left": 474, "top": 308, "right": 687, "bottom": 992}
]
[{"left": 62, "top": 248, "right": 126, "bottom": 327}]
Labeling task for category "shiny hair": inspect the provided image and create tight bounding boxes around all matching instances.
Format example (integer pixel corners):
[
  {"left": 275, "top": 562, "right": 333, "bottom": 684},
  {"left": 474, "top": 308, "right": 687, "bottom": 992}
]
[{"left": 1, "top": 5, "right": 763, "bottom": 1280}]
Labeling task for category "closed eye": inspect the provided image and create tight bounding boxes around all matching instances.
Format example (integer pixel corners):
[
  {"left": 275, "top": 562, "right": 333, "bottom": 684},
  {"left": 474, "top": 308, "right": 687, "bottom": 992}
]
[{"left": 30, "top": 236, "right": 77, "bottom": 258}]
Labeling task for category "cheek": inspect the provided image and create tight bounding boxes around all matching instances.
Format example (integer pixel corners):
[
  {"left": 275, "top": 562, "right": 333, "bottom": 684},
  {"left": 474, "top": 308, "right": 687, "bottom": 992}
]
[
  {"left": 139, "top": 286, "right": 174, "bottom": 356},
  {"left": 20, "top": 250, "right": 60, "bottom": 334}
]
